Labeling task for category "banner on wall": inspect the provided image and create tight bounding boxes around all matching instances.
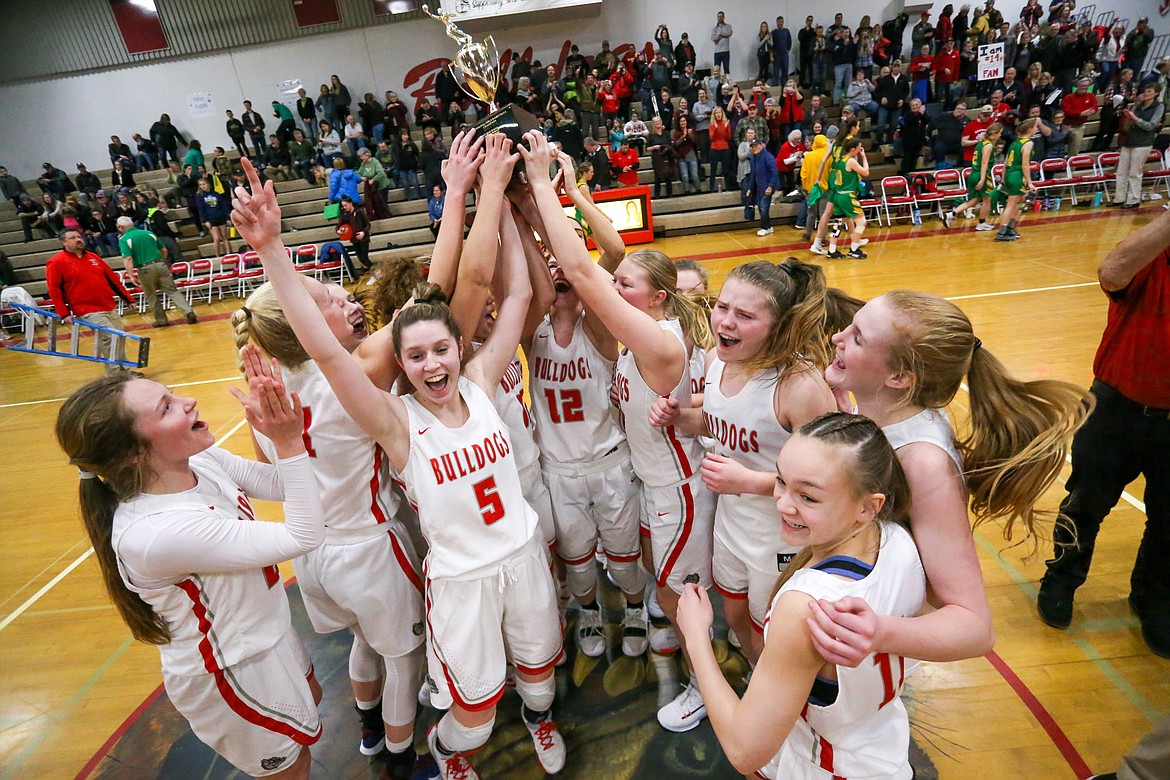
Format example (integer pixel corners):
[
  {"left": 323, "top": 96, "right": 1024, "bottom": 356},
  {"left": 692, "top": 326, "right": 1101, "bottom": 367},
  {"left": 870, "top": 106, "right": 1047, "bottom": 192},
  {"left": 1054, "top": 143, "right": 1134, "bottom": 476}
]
[
  {"left": 108, "top": 0, "right": 169, "bottom": 55},
  {"left": 373, "top": 0, "right": 421, "bottom": 14},
  {"left": 291, "top": 0, "right": 341, "bottom": 27},
  {"left": 276, "top": 79, "right": 303, "bottom": 109},
  {"left": 977, "top": 42, "right": 1004, "bottom": 81},
  {"left": 187, "top": 92, "right": 216, "bottom": 118},
  {"left": 437, "top": 0, "right": 600, "bottom": 22}
]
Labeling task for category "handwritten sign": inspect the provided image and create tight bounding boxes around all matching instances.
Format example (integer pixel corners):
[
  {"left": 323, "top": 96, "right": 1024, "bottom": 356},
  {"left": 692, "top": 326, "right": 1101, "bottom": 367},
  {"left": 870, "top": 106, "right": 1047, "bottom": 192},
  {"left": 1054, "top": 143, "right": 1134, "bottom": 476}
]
[{"left": 978, "top": 42, "right": 1004, "bottom": 81}]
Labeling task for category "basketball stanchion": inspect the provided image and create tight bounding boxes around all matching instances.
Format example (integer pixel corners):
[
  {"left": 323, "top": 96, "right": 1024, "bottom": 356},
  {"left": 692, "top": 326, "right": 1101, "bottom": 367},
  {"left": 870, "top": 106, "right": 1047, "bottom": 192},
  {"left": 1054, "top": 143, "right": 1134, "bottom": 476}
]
[{"left": 4, "top": 302, "right": 150, "bottom": 369}]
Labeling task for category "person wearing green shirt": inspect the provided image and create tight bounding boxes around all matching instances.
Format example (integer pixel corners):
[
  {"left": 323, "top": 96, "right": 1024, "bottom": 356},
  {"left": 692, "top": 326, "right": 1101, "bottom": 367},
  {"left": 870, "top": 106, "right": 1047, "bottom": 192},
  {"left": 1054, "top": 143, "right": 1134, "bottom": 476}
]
[
  {"left": 272, "top": 100, "right": 297, "bottom": 144},
  {"left": 116, "top": 216, "right": 197, "bottom": 327},
  {"left": 357, "top": 147, "right": 391, "bottom": 218},
  {"left": 945, "top": 122, "right": 1002, "bottom": 231},
  {"left": 995, "top": 116, "right": 1038, "bottom": 242},
  {"left": 182, "top": 139, "right": 204, "bottom": 171},
  {"left": 287, "top": 129, "right": 316, "bottom": 184},
  {"left": 826, "top": 137, "right": 870, "bottom": 259}
]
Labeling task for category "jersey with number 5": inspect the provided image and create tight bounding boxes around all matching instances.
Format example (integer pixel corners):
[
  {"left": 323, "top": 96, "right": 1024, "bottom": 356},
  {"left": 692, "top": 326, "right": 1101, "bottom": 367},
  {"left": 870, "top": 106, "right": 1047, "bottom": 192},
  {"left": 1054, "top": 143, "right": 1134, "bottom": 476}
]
[
  {"left": 762, "top": 522, "right": 925, "bottom": 780},
  {"left": 399, "top": 377, "right": 539, "bottom": 578},
  {"left": 528, "top": 313, "right": 623, "bottom": 465}
]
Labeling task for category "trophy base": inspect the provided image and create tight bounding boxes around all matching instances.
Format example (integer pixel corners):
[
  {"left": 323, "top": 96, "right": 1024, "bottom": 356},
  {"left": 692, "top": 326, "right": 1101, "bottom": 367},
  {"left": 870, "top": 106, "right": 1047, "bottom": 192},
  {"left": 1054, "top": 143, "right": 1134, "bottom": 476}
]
[{"left": 472, "top": 104, "right": 542, "bottom": 179}]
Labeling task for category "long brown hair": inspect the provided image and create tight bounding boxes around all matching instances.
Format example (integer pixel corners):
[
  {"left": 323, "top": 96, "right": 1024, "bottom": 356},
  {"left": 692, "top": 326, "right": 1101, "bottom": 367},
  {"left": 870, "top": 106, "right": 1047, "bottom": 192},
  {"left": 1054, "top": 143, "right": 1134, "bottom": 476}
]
[
  {"left": 724, "top": 259, "right": 833, "bottom": 374},
  {"left": 771, "top": 412, "right": 911, "bottom": 596},
  {"left": 627, "top": 249, "right": 713, "bottom": 350},
  {"left": 54, "top": 373, "right": 171, "bottom": 645},
  {"left": 882, "top": 290, "right": 1091, "bottom": 544},
  {"left": 391, "top": 282, "right": 462, "bottom": 356},
  {"left": 370, "top": 256, "right": 427, "bottom": 326}
]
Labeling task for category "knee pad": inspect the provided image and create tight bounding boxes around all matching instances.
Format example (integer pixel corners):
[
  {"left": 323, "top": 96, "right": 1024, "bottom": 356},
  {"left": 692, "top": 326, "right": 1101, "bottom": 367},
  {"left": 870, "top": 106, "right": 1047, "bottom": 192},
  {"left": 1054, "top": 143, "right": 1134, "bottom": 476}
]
[
  {"left": 514, "top": 674, "right": 555, "bottom": 713},
  {"left": 605, "top": 557, "right": 646, "bottom": 596},
  {"left": 348, "top": 629, "right": 382, "bottom": 684},
  {"left": 565, "top": 559, "right": 598, "bottom": 600},
  {"left": 436, "top": 711, "right": 495, "bottom": 754},
  {"left": 382, "top": 649, "right": 424, "bottom": 728}
]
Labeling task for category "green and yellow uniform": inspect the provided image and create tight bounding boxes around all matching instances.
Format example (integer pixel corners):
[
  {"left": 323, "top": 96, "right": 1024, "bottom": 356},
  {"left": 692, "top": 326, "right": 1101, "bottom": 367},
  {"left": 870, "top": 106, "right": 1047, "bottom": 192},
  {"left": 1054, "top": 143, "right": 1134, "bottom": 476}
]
[
  {"left": 828, "top": 154, "right": 862, "bottom": 218},
  {"left": 825, "top": 133, "right": 855, "bottom": 197},
  {"left": 1002, "top": 136, "right": 1031, "bottom": 197},
  {"left": 967, "top": 138, "right": 995, "bottom": 197}
]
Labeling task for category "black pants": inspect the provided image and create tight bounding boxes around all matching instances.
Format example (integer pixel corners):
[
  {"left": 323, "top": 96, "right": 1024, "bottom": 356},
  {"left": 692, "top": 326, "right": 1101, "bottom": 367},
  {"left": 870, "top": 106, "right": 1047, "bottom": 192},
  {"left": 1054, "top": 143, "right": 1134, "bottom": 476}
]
[
  {"left": 351, "top": 239, "right": 371, "bottom": 270},
  {"left": 1042, "top": 380, "right": 1170, "bottom": 613}
]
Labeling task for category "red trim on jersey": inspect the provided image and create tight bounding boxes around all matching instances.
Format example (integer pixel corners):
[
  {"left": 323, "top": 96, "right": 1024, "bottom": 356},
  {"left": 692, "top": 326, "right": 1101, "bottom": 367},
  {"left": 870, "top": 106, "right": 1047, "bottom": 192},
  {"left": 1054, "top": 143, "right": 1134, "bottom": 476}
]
[
  {"left": 211, "top": 666, "right": 322, "bottom": 746},
  {"left": 749, "top": 614, "right": 765, "bottom": 634},
  {"left": 424, "top": 577, "right": 506, "bottom": 713},
  {"left": 639, "top": 525, "right": 651, "bottom": 537},
  {"left": 604, "top": 550, "right": 642, "bottom": 563},
  {"left": 369, "top": 444, "right": 389, "bottom": 524},
  {"left": 663, "top": 424, "right": 696, "bottom": 479},
  {"left": 390, "top": 475, "right": 419, "bottom": 511},
  {"left": 712, "top": 579, "right": 748, "bottom": 600},
  {"left": 176, "top": 578, "right": 222, "bottom": 673},
  {"left": 815, "top": 734, "right": 846, "bottom": 780},
  {"left": 513, "top": 653, "right": 561, "bottom": 676},
  {"left": 559, "top": 549, "right": 599, "bottom": 566},
  {"left": 656, "top": 481, "right": 696, "bottom": 588},
  {"left": 388, "top": 529, "right": 424, "bottom": 595}
]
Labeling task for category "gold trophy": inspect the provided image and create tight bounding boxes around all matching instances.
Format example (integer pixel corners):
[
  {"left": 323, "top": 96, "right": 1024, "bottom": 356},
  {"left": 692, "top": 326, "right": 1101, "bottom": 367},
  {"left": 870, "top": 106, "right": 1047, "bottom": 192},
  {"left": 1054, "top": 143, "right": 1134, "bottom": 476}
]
[{"left": 422, "top": 4, "right": 539, "bottom": 168}]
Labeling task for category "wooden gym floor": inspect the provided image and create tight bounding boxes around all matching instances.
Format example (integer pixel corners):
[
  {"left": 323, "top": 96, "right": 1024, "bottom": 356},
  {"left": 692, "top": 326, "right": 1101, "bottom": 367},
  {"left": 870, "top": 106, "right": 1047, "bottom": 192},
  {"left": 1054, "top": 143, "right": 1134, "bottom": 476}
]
[{"left": 0, "top": 206, "right": 1165, "bottom": 779}]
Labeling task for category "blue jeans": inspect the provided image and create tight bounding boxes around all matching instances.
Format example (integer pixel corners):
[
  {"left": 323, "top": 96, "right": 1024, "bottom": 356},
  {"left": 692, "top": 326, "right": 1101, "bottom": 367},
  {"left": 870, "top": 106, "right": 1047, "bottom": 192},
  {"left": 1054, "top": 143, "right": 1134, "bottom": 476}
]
[
  {"left": 876, "top": 105, "right": 901, "bottom": 144},
  {"left": 772, "top": 53, "right": 790, "bottom": 86},
  {"left": 318, "top": 152, "right": 340, "bottom": 169},
  {"left": 714, "top": 51, "right": 730, "bottom": 74},
  {"left": 372, "top": 123, "right": 386, "bottom": 144},
  {"left": 849, "top": 100, "right": 879, "bottom": 116},
  {"left": 134, "top": 152, "right": 155, "bottom": 170},
  {"left": 795, "top": 191, "right": 809, "bottom": 227},
  {"left": 912, "top": 79, "right": 929, "bottom": 103},
  {"left": 397, "top": 169, "right": 421, "bottom": 200},
  {"left": 834, "top": 64, "right": 852, "bottom": 100},
  {"left": 757, "top": 190, "right": 773, "bottom": 229},
  {"left": 346, "top": 137, "right": 364, "bottom": 156},
  {"left": 741, "top": 177, "right": 755, "bottom": 219},
  {"left": 678, "top": 154, "right": 700, "bottom": 192}
]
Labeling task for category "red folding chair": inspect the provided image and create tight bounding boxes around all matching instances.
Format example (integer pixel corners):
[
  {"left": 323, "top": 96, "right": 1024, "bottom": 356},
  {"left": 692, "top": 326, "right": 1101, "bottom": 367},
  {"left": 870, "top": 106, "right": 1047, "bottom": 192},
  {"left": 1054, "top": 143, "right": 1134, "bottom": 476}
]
[
  {"left": 294, "top": 244, "right": 318, "bottom": 275},
  {"left": 880, "top": 176, "right": 917, "bottom": 223},
  {"left": 238, "top": 250, "right": 265, "bottom": 296},
  {"left": 934, "top": 168, "right": 967, "bottom": 200},
  {"left": 212, "top": 254, "right": 241, "bottom": 300},
  {"left": 180, "top": 258, "right": 215, "bottom": 304},
  {"left": 1066, "top": 154, "right": 1112, "bottom": 203},
  {"left": 1142, "top": 149, "right": 1170, "bottom": 197},
  {"left": 1034, "top": 157, "right": 1075, "bottom": 203},
  {"left": 118, "top": 270, "right": 145, "bottom": 314}
]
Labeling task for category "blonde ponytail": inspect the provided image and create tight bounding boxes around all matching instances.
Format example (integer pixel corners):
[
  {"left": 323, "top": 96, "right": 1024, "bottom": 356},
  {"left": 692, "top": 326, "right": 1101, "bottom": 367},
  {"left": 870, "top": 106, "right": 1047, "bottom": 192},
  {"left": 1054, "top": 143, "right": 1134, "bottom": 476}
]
[{"left": 231, "top": 283, "right": 311, "bottom": 372}]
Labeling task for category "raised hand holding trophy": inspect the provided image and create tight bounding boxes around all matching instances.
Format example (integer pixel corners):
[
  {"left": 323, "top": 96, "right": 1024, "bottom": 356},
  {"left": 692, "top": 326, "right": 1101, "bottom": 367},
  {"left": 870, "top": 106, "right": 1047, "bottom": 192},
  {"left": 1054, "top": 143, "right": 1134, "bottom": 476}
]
[{"left": 421, "top": 4, "right": 540, "bottom": 171}]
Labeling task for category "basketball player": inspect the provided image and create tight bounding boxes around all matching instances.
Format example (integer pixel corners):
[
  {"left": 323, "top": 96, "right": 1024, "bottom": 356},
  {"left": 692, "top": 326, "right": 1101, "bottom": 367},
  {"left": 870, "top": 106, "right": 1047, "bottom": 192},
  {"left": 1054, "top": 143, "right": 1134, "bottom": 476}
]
[
  {"left": 678, "top": 413, "right": 925, "bottom": 779},
  {"left": 825, "top": 138, "right": 870, "bottom": 259},
  {"left": 55, "top": 355, "right": 325, "bottom": 779},
  {"left": 519, "top": 131, "right": 717, "bottom": 734},
  {"left": 232, "top": 281, "right": 427, "bottom": 779},
  {"left": 995, "top": 116, "right": 1039, "bottom": 242},
  {"left": 806, "top": 292, "right": 1089, "bottom": 667},
  {"left": 231, "top": 148, "right": 567, "bottom": 780},
  {"left": 650, "top": 260, "right": 837, "bottom": 667},
  {"left": 945, "top": 122, "right": 1002, "bottom": 231},
  {"left": 521, "top": 172, "right": 649, "bottom": 658},
  {"left": 809, "top": 117, "right": 860, "bottom": 256}
]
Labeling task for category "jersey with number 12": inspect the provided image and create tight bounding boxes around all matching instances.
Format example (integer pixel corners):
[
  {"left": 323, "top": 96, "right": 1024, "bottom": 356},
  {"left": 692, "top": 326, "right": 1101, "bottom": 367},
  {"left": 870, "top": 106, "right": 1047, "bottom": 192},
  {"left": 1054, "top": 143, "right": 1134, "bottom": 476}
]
[{"left": 399, "top": 377, "right": 539, "bottom": 578}]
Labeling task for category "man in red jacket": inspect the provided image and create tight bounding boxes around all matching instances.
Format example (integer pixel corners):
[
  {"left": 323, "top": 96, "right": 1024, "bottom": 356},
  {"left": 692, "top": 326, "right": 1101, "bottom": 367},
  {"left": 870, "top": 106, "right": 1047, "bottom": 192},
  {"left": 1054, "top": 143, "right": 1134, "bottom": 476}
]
[
  {"left": 45, "top": 228, "right": 135, "bottom": 372},
  {"left": 1061, "top": 77, "right": 1100, "bottom": 155},
  {"left": 932, "top": 38, "right": 961, "bottom": 108}
]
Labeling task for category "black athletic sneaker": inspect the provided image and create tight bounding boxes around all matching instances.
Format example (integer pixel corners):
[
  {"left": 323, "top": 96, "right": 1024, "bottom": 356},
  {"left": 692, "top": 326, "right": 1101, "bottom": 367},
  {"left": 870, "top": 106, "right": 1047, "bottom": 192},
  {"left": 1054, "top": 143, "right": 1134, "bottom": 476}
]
[
  {"left": 941, "top": 210, "right": 952, "bottom": 229},
  {"left": 826, "top": 250, "right": 846, "bottom": 259},
  {"left": 847, "top": 249, "right": 868, "bottom": 259},
  {"left": 1037, "top": 580, "right": 1074, "bottom": 629},
  {"left": 994, "top": 232, "right": 1016, "bottom": 242}
]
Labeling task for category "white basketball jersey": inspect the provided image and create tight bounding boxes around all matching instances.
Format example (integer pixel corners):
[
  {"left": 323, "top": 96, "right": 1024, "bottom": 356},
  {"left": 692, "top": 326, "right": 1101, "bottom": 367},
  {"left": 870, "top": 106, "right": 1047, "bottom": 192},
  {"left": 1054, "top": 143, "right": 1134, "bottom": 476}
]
[
  {"left": 689, "top": 344, "right": 707, "bottom": 397},
  {"left": 528, "top": 313, "right": 624, "bottom": 464},
  {"left": 614, "top": 318, "right": 704, "bottom": 488},
  {"left": 703, "top": 358, "right": 796, "bottom": 568},
  {"left": 255, "top": 361, "right": 399, "bottom": 536},
  {"left": 399, "top": 377, "right": 539, "bottom": 579},
  {"left": 488, "top": 347, "right": 540, "bottom": 471},
  {"left": 883, "top": 408, "right": 963, "bottom": 471},
  {"left": 113, "top": 450, "right": 291, "bottom": 677},
  {"left": 762, "top": 523, "right": 925, "bottom": 780}
]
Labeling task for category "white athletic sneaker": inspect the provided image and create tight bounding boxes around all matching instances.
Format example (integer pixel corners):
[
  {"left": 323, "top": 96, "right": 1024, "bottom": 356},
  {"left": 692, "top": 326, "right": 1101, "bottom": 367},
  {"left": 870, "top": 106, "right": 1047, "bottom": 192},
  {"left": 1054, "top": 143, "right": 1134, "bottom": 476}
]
[
  {"left": 809, "top": 242, "right": 828, "bottom": 255},
  {"left": 756, "top": 227, "right": 774, "bottom": 236},
  {"left": 418, "top": 677, "right": 436, "bottom": 708},
  {"left": 576, "top": 607, "right": 605, "bottom": 657},
  {"left": 621, "top": 605, "right": 649, "bottom": 656},
  {"left": 647, "top": 586, "right": 665, "bottom": 620},
  {"left": 974, "top": 222, "right": 996, "bottom": 231},
  {"left": 964, "top": 208, "right": 975, "bottom": 219},
  {"left": 657, "top": 682, "right": 708, "bottom": 732},
  {"left": 727, "top": 627, "right": 742, "bottom": 649},
  {"left": 427, "top": 725, "right": 480, "bottom": 780},
  {"left": 857, "top": 237, "right": 869, "bottom": 246},
  {"left": 650, "top": 625, "right": 681, "bottom": 655},
  {"left": 523, "top": 708, "right": 567, "bottom": 774}
]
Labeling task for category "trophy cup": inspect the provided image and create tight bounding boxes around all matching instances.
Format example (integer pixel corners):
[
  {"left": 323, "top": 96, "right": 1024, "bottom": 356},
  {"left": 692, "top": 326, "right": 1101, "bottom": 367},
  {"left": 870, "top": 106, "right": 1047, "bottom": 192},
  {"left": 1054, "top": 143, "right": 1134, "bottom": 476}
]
[{"left": 422, "top": 4, "right": 540, "bottom": 170}]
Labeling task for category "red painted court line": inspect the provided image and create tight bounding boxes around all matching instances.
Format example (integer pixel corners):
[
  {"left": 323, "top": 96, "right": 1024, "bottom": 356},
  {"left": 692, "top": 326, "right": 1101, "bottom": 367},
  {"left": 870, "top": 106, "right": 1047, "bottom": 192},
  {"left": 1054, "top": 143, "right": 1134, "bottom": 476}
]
[
  {"left": 682, "top": 205, "right": 1148, "bottom": 262},
  {"left": 985, "top": 650, "right": 1092, "bottom": 779},
  {"left": 73, "top": 683, "right": 166, "bottom": 780}
]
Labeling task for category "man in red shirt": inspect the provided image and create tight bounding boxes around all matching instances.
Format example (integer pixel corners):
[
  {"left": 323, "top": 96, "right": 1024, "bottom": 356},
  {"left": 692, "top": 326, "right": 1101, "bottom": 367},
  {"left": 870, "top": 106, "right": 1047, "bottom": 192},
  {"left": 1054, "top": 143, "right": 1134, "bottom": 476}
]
[
  {"left": 45, "top": 228, "right": 135, "bottom": 372},
  {"left": 960, "top": 105, "right": 994, "bottom": 162},
  {"left": 908, "top": 43, "right": 934, "bottom": 103},
  {"left": 1038, "top": 209, "right": 1170, "bottom": 659},
  {"left": 1060, "top": 77, "right": 1099, "bottom": 155},
  {"left": 931, "top": 38, "right": 961, "bottom": 108}
]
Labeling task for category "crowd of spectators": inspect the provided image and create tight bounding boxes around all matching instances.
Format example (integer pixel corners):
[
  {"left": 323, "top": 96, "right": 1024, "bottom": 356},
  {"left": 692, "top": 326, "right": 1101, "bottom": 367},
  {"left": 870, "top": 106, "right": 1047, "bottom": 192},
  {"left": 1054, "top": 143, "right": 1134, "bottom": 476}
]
[{"left": 3, "top": 7, "right": 1167, "bottom": 259}]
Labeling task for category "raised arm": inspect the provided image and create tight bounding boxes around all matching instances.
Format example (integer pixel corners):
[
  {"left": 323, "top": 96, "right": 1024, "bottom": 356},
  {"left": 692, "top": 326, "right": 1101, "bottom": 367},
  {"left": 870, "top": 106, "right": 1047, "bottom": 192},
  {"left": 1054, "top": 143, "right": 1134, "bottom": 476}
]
[
  {"left": 559, "top": 151, "right": 627, "bottom": 274},
  {"left": 1098, "top": 202, "right": 1170, "bottom": 291},
  {"left": 231, "top": 158, "right": 409, "bottom": 466},
  {"left": 424, "top": 130, "right": 484, "bottom": 292},
  {"left": 520, "top": 131, "right": 683, "bottom": 395},
  {"left": 515, "top": 205, "right": 557, "bottom": 348},
  {"left": 467, "top": 205, "right": 532, "bottom": 392},
  {"left": 448, "top": 133, "right": 518, "bottom": 351}
]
